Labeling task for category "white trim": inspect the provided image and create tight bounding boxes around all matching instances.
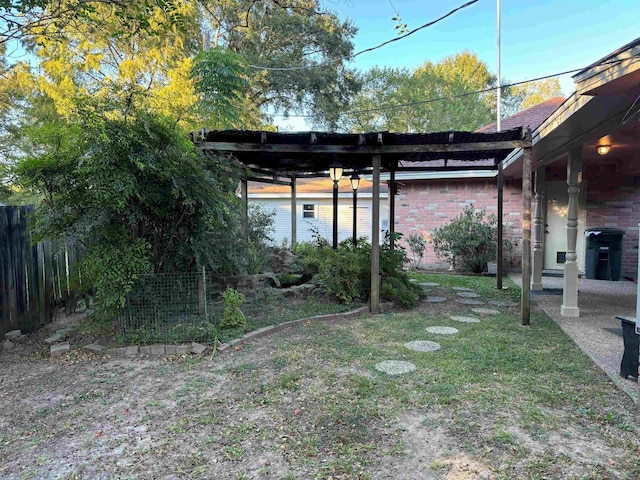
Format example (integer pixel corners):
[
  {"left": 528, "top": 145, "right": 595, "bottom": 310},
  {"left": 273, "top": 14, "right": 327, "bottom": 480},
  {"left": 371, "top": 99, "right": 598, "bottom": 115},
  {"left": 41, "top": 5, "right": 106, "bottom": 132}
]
[{"left": 373, "top": 170, "right": 497, "bottom": 181}]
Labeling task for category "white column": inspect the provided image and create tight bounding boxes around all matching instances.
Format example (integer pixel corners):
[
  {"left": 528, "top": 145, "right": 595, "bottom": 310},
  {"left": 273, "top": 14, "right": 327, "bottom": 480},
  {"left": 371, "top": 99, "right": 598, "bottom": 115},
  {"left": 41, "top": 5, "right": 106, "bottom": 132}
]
[
  {"left": 561, "top": 148, "right": 583, "bottom": 317},
  {"left": 531, "top": 167, "right": 545, "bottom": 290}
]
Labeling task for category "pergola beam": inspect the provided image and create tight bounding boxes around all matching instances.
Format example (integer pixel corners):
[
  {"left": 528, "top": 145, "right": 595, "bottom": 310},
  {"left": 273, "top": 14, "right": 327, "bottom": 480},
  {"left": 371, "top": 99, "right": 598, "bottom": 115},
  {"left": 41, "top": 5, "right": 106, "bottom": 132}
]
[{"left": 199, "top": 140, "right": 530, "bottom": 155}]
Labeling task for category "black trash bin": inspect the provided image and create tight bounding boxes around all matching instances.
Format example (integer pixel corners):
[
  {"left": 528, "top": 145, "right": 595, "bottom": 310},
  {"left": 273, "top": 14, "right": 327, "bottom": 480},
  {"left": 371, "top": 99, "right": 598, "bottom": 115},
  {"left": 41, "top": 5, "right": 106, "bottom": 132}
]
[{"left": 584, "top": 227, "right": 625, "bottom": 281}]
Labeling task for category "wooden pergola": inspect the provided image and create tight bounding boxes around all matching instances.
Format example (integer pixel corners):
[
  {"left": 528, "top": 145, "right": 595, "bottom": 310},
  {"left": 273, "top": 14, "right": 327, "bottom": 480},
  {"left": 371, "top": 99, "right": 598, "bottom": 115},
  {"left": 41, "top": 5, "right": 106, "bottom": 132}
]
[{"left": 196, "top": 127, "right": 533, "bottom": 324}]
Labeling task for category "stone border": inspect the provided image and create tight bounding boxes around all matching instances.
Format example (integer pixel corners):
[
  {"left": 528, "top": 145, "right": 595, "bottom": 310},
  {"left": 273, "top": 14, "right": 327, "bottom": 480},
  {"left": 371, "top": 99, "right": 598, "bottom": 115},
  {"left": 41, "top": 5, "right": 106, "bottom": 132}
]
[{"left": 102, "top": 305, "right": 377, "bottom": 359}]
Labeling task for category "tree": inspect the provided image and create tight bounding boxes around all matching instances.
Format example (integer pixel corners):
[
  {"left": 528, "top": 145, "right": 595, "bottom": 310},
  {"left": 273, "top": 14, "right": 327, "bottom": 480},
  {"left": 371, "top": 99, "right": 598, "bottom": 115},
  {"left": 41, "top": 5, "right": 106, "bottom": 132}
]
[
  {"left": 341, "top": 51, "right": 496, "bottom": 133},
  {"left": 14, "top": 108, "right": 245, "bottom": 314},
  {"left": 203, "top": 0, "right": 360, "bottom": 129},
  {"left": 502, "top": 78, "right": 563, "bottom": 117}
]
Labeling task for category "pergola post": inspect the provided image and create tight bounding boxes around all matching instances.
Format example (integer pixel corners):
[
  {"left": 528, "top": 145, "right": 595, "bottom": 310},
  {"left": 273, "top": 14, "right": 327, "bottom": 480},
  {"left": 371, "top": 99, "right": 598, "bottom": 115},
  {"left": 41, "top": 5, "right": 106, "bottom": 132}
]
[
  {"left": 521, "top": 131, "right": 532, "bottom": 326},
  {"left": 290, "top": 176, "right": 297, "bottom": 247},
  {"left": 497, "top": 161, "right": 504, "bottom": 289},
  {"left": 531, "top": 167, "right": 545, "bottom": 290},
  {"left": 240, "top": 178, "right": 249, "bottom": 237},
  {"left": 371, "top": 154, "right": 381, "bottom": 314},
  {"left": 389, "top": 169, "right": 396, "bottom": 251},
  {"left": 561, "top": 147, "right": 583, "bottom": 317}
]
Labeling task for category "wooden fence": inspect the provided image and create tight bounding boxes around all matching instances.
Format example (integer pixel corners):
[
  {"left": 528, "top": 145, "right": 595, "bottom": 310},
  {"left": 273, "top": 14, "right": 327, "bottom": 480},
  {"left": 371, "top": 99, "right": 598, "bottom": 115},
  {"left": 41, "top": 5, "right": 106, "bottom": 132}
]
[{"left": 0, "top": 206, "right": 82, "bottom": 335}]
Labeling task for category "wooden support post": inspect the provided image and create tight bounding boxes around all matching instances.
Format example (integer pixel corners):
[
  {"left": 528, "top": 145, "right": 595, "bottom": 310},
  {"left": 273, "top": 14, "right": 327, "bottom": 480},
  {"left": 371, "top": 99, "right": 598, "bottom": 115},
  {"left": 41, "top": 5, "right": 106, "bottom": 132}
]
[
  {"left": 240, "top": 178, "right": 249, "bottom": 238},
  {"left": 389, "top": 169, "right": 396, "bottom": 251},
  {"left": 371, "top": 154, "right": 381, "bottom": 314},
  {"left": 531, "top": 167, "right": 546, "bottom": 290},
  {"left": 521, "top": 138, "right": 532, "bottom": 326},
  {"left": 497, "top": 161, "right": 504, "bottom": 289},
  {"left": 290, "top": 176, "right": 297, "bottom": 247},
  {"left": 562, "top": 147, "right": 583, "bottom": 317}
]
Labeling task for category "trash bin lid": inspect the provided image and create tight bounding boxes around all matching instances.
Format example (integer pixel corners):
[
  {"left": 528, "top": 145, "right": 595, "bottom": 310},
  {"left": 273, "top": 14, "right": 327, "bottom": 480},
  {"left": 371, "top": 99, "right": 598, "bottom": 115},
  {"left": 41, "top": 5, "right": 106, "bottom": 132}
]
[{"left": 584, "top": 227, "right": 625, "bottom": 236}]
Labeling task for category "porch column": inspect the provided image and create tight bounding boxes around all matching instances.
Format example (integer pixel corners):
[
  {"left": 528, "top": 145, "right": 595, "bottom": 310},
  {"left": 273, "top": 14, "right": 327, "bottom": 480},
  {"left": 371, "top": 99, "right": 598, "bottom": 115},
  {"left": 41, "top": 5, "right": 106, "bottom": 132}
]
[
  {"left": 371, "top": 154, "right": 381, "bottom": 314},
  {"left": 561, "top": 147, "right": 583, "bottom": 317},
  {"left": 290, "top": 176, "right": 297, "bottom": 247},
  {"left": 521, "top": 142, "right": 532, "bottom": 326},
  {"left": 531, "top": 167, "right": 546, "bottom": 290}
]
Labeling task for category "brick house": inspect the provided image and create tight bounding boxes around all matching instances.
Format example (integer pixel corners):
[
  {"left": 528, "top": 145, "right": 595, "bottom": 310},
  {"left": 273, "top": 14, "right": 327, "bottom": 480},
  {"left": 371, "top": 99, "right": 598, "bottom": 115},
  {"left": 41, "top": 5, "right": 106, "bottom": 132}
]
[{"left": 390, "top": 97, "right": 565, "bottom": 269}]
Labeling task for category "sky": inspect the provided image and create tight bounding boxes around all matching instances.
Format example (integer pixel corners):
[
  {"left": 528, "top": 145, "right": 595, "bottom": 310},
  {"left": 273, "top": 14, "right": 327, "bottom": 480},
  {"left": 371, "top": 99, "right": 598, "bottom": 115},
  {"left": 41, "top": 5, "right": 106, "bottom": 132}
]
[{"left": 277, "top": 0, "right": 640, "bottom": 129}]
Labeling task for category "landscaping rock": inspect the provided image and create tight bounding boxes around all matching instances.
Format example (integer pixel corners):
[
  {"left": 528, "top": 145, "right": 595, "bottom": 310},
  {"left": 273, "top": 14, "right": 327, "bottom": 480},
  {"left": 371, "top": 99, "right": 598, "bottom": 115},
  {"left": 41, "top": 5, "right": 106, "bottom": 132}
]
[
  {"left": 404, "top": 340, "right": 441, "bottom": 352},
  {"left": 191, "top": 342, "right": 207, "bottom": 355},
  {"left": 83, "top": 343, "right": 105, "bottom": 354},
  {"left": 426, "top": 326, "right": 459, "bottom": 335},
  {"left": 375, "top": 360, "right": 416, "bottom": 375},
  {"left": 457, "top": 292, "right": 480, "bottom": 298},
  {"left": 450, "top": 315, "right": 481, "bottom": 323},
  {"left": 5, "top": 330, "right": 24, "bottom": 342},
  {"left": 1, "top": 339, "right": 15, "bottom": 351},
  {"left": 125, "top": 346, "right": 139, "bottom": 357},
  {"left": 472, "top": 308, "right": 501, "bottom": 315},
  {"left": 139, "top": 346, "right": 152, "bottom": 355},
  {"left": 150, "top": 345, "right": 165, "bottom": 356},
  {"left": 426, "top": 296, "right": 447, "bottom": 303},
  {"left": 455, "top": 299, "right": 484, "bottom": 305},
  {"left": 51, "top": 343, "right": 70, "bottom": 357},
  {"left": 44, "top": 333, "right": 64, "bottom": 344},
  {"left": 452, "top": 287, "right": 474, "bottom": 291}
]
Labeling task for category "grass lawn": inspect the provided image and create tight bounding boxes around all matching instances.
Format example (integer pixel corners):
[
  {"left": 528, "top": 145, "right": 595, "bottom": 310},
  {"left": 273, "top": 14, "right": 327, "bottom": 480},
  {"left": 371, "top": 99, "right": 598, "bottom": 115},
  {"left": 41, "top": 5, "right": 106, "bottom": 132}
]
[{"left": 0, "top": 274, "right": 638, "bottom": 479}]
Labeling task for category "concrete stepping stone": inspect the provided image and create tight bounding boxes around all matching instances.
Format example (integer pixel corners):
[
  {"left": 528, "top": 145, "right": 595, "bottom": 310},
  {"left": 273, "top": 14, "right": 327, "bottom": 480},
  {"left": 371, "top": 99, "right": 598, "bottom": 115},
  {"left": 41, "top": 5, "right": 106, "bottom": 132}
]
[
  {"left": 426, "top": 296, "right": 447, "bottom": 303},
  {"left": 426, "top": 326, "right": 459, "bottom": 335},
  {"left": 420, "top": 282, "right": 440, "bottom": 288},
  {"left": 489, "top": 300, "right": 518, "bottom": 308},
  {"left": 472, "top": 308, "right": 501, "bottom": 315},
  {"left": 452, "top": 287, "right": 474, "bottom": 291},
  {"left": 450, "top": 315, "right": 481, "bottom": 323},
  {"left": 455, "top": 299, "right": 484, "bottom": 305},
  {"left": 375, "top": 360, "right": 417, "bottom": 375},
  {"left": 51, "top": 343, "right": 70, "bottom": 357},
  {"left": 457, "top": 292, "right": 480, "bottom": 298},
  {"left": 404, "top": 340, "right": 441, "bottom": 352}
]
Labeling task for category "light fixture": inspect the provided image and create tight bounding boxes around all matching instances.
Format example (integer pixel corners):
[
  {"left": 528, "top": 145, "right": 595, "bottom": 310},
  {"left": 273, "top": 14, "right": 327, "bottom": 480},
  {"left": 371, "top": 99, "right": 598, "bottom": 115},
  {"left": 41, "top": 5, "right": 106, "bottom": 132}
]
[
  {"left": 597, "top": 145, "right": 611, "bottom": 156},
  {"left": 329, "top": 162, "right": 343, "bottom": 183},
  {"left": 350, "top": 173, "right": 360, "bottom": 192}
]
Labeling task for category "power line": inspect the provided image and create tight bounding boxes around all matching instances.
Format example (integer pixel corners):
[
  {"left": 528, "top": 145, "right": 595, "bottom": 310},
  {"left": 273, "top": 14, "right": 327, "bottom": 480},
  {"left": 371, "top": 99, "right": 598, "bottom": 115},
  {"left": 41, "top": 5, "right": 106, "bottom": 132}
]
[
  {"left": 247, "top": 0, "right": 478, "bottom": 71},
  {"left": 269, "top": 56, "right": 638, "bottom": 119}
]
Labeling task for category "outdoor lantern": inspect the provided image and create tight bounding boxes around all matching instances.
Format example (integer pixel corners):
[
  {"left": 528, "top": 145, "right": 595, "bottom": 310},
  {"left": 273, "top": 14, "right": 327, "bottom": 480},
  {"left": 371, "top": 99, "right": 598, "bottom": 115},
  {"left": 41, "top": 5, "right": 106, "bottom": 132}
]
[
  {"left": 329, "top": 162, "right": 343, "bottom": 183},
  {"left": 597, "top": 145, "right": 611, "bottom": 156},
  {"left": 350, "top": 173, "right": 361, "bottom": 192}
]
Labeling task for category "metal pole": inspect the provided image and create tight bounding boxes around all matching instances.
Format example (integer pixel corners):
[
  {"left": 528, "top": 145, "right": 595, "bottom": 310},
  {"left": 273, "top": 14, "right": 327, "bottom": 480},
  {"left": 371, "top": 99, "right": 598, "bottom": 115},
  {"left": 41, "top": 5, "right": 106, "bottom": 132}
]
[
  {"left": 497, "top": 162, "right": 504, "bottom": 289},
  {"left": 390, "top": 169, "right": 396, "bottom": 251},
  {"left": 352, "top": 189, "right": 358, "bottom": 247},
  {"left": 332, "top": 181, "right": 339, "bottom": 250},
  {"left": 496, "top": 0, "right": 501, "bottom": 132}
]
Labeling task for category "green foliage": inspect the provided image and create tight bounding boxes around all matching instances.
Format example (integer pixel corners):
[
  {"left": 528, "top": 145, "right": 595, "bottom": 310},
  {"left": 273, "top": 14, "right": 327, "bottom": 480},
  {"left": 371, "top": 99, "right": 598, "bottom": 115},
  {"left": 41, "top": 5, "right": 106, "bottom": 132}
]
[
  {"left": 191, "top": 48, "right": 252, "bottom": 129},
  {"left": 221, "top": 286, "right": 247, "bottom": 329},
  {"left": 246, "top": 204, "right": 276, "bottom": 274},
  {"left": 406, "top": 233, "right": 427, "bottom": 269},
  {"left": 431, "top": 205, "right": 505, "bottom": 274},
  {"left": 300, "top": 233, "right": 420, "bottom": 308},
  {"left": 13, "top": 109, "right": 244, "bottom": 318}
]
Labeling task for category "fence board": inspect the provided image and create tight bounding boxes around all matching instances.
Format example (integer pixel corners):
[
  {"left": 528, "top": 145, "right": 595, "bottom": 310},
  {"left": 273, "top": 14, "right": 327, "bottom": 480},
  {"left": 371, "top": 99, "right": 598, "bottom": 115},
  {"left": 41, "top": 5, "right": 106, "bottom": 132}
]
[{"left": 0, "top": 206, "right": 83, "bottom": 335}]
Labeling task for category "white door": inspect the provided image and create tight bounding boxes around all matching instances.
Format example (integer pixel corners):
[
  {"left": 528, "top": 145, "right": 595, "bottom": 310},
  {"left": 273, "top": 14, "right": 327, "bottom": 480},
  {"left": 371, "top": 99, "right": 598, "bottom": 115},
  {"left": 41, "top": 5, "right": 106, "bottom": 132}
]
[{"left": 544, "top": 182, "right": 586, "bottom": 271}]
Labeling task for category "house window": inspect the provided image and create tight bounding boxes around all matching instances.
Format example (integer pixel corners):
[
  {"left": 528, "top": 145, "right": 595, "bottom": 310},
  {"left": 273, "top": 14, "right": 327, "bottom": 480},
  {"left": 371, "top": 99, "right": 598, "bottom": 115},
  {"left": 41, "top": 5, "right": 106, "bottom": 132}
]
[{"left": 303, "top": 204, "right": 316, "bottom": 219}]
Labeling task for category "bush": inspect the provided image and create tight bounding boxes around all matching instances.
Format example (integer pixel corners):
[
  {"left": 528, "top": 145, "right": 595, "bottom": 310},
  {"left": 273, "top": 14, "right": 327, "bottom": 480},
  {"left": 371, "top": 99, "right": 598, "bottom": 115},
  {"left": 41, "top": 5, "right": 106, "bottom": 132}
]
[
  {"left": 431, "top": 205, "right": 510, "bottom": 273},
  {"left": 220, "top": 286, "right": 247, "bottom": 329},
  {"left": 406, "top": 233, "right": 427, "bottom": 269}
]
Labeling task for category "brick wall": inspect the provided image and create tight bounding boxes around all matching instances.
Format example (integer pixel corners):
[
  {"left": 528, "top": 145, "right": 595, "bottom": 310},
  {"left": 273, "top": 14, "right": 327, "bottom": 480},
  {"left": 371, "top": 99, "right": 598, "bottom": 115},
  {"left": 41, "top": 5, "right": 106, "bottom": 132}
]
[
  {"left": 397, "top": 166, "right": 640, "bottom": 279},
  {"left": 392, "top": 178, "right": 523, "bottom": 268},
  {"left": 582, "top": 164, "right": 640, "bottom": 279}
]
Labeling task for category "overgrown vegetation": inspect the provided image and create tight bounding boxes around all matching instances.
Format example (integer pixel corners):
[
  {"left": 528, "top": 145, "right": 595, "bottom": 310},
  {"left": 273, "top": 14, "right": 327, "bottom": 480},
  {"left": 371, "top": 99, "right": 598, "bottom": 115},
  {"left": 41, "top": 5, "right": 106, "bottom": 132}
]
[
  {"left": 431, "top": 205, "right": 513, "bottom": 273},
  {"left": 296, "top": 230, "right": 422, "bottom": 307},
  {"left": 221, "top": 287, "right": 247, "bottom": 329},
  {"left": 406, "top": 232, "right": 427, "bottom": 269}
]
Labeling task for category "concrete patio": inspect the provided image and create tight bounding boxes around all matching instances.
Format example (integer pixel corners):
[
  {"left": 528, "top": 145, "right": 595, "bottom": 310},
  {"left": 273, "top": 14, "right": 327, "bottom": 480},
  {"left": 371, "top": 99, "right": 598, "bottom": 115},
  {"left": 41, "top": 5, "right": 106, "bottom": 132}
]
[{"left": 509, "top": 274, "right": 639, "bottom": 404}]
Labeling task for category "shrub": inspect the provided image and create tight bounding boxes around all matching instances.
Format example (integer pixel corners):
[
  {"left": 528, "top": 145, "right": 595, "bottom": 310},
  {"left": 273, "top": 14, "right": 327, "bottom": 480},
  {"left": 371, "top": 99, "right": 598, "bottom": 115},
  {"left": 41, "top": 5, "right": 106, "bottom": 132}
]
[
  {"left": 221, "top": 286, "right": 247, "bottom": 329},
  {"left": 406, "top": 232, "right": 427, "bottom": 269},
  {"left": 431, "top": 205, "right": 510, "bottom": 274}
]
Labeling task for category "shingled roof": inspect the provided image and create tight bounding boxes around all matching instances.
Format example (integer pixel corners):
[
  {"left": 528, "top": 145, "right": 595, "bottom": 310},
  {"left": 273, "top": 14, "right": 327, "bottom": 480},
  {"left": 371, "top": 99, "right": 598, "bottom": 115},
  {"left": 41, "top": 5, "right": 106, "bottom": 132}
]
[{"left": 477, "top": 97, "right": 566, "bottom": 133}]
